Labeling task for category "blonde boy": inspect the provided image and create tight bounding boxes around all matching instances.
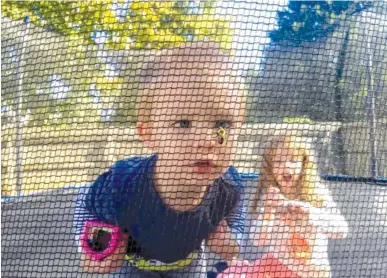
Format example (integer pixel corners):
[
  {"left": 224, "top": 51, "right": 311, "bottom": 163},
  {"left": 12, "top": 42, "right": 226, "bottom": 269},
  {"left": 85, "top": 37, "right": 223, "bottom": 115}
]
[{"left": 74, "top": 41, "right": 247, "bottom": 277}]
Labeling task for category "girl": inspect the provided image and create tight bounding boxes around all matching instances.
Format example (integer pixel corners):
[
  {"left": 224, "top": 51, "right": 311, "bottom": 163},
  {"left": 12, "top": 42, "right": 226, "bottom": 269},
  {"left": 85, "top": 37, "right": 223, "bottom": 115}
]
[{"left": 219, "top": 135, "right": 349, "bottom": 278}]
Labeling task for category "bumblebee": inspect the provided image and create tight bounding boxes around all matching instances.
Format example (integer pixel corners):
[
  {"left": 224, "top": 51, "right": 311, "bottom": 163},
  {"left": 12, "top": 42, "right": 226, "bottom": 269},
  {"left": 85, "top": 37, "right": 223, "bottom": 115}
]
[{"left": 216, "top": 127, "right": 227, "bottom": 145}]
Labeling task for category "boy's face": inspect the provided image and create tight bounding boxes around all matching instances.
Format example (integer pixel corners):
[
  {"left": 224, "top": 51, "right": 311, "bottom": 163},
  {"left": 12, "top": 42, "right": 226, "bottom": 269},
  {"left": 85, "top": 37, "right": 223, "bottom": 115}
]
[{"left": 138, "top": 73, "right": 245, "bottom": 187}]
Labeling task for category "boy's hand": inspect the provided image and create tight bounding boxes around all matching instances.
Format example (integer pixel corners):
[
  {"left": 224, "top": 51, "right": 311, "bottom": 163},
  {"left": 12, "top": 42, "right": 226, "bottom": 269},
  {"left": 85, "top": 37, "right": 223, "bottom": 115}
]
[
  {"left": 81, "top": 232, "right": 128, "bottom": 274},
  {"left": 207, "top": 219, "right": 229, "bottom": 246},
  {"left": 207, "top": 219, "right": 239, "bottom": 260}
]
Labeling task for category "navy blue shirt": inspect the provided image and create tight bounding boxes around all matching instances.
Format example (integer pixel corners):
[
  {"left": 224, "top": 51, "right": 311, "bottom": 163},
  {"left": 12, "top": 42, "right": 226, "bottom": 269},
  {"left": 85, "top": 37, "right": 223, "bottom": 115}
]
[{"left": 74, "top": 155, "right": 244, "bottom": 263}]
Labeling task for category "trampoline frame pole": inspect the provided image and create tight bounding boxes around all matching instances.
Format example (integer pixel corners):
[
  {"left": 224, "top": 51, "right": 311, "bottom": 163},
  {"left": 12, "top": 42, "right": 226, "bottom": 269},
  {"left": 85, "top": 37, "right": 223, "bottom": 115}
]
[
  {"left": 15, "top": 17, "right": 29, "bottom": 196},
  {"left": 365, "top": 36, "right": 378, "bottom": 179}
]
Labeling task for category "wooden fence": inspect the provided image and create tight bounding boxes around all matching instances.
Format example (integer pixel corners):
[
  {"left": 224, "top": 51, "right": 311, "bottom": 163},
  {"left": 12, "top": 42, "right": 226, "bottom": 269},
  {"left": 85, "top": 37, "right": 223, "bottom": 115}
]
[{"left": 2, "top": 122, "right": 386, "bottom": 196}]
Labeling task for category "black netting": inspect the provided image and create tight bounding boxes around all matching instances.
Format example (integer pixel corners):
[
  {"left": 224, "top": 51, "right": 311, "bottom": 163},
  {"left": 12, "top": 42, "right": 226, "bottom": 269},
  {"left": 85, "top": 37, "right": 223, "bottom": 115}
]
[{"left": 1, "top": 1, "right": 386, "bottom": 278}]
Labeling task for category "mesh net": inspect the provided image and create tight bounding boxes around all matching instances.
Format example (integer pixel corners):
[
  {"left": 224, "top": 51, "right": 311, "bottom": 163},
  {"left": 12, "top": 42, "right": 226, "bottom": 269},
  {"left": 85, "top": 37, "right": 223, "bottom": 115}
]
[{"left": 1, "top": 1, "right": 387, "bottom": 278}]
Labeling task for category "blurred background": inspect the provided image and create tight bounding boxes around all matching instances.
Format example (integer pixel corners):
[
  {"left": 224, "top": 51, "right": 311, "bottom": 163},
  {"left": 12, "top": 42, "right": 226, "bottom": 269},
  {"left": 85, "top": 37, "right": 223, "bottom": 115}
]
[
  {"left": 2, "top": 1, "right": 386, "bottom": 196},
  {"left": 1, "top": 1, "right": 386, "bottom": 278}
]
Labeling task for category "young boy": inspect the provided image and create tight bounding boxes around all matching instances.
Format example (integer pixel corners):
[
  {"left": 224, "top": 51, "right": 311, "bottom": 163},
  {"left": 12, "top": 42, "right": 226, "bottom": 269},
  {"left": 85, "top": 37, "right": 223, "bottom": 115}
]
[{"left": 73, "top": 41, "right": 247, "bottom": 277}]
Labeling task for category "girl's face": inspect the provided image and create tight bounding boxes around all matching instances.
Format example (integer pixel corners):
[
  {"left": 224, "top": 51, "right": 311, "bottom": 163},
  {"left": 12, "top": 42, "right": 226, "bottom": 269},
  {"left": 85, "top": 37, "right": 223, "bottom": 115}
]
[{"left": 271, "top": 147, "right": 304, "bottom": 196}]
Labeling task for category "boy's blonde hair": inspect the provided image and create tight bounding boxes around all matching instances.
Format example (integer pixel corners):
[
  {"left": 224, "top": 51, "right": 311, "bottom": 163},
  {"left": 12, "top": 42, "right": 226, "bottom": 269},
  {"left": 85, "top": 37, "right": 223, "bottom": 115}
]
[
  {"left": 251, "top": 135, "right": 326, "bottom": 216},
  {"left": 137, "top": 41, "right": 246, "bottom": 124}
]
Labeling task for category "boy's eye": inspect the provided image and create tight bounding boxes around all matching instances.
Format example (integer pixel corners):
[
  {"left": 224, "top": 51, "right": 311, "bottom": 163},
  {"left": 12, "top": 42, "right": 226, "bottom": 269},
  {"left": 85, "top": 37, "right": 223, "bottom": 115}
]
[
  {"left": 215, "top": 120, "right": 231, "bottom": 129},
  {"left": 175, "top": 120, "right": 191, "bottom": 128}
]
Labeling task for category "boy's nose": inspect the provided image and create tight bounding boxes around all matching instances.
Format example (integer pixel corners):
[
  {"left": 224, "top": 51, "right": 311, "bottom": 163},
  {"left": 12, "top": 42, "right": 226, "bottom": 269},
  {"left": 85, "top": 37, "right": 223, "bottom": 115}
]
[{"left": 196, "top": 131, "right": 217, "bottom": 149}]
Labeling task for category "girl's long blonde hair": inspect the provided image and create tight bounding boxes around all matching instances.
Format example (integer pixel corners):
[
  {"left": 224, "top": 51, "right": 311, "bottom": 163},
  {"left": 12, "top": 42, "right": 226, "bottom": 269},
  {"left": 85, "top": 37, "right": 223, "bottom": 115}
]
[{"left": 251, "top": 135, "right": 326, "bottom": 216}]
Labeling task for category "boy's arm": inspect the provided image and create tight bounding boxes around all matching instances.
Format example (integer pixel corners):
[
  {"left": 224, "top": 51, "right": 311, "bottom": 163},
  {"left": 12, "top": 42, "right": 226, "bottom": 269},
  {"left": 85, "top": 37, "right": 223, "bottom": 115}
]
[
  {"left": 225, "top": 194, "right": 246, "bottom": 246},
  {"left": 73, "top": 186, "right": 98, "bottom": 254},
  {"left": 224, "top": 171, "right": 247, "bottom": 248},
  {"left": 74, "top": 185, "right": 126, "bottom": 273},
  {"left": 206, "top": 189, "right": 246, "bottom": 260}
]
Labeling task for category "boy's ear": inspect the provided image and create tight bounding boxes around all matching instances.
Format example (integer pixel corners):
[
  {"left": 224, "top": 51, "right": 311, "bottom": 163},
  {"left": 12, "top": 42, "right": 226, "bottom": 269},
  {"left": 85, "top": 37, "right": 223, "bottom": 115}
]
[{"left": 136, "top": 121, "right": 155, "bottom": 148}]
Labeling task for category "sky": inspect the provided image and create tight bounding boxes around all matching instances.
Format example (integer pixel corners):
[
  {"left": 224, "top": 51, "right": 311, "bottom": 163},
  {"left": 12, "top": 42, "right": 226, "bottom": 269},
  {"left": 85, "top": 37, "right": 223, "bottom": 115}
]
[{"left": 218, "top": 0, "right": 288, "bottom": 72}]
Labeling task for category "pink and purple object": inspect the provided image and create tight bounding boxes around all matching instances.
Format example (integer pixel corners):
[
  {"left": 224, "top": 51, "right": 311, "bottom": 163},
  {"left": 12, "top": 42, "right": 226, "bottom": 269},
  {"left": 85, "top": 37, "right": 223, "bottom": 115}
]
[{"left": 81, "top": 220, "right": 121, "bottom": 261}]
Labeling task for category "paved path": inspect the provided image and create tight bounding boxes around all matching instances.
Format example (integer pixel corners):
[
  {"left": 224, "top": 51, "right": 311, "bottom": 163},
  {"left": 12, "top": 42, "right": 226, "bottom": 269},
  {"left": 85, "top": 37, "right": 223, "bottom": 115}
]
[{"left": 2, "top": 180, "right": 386, "bottom": 277}]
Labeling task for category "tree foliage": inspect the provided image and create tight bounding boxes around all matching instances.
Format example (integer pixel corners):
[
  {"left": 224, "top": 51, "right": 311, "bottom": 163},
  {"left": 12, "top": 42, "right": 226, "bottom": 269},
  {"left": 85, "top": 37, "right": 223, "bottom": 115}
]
[
  {"left": 2, "top": 0, "right": 232, "bottom": 50},
  {"left": 270, "top": 1, "right": 373, "bottom": 45},
  {"left": 1, "top": 0, "right": 232, "bottom": 126}
]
